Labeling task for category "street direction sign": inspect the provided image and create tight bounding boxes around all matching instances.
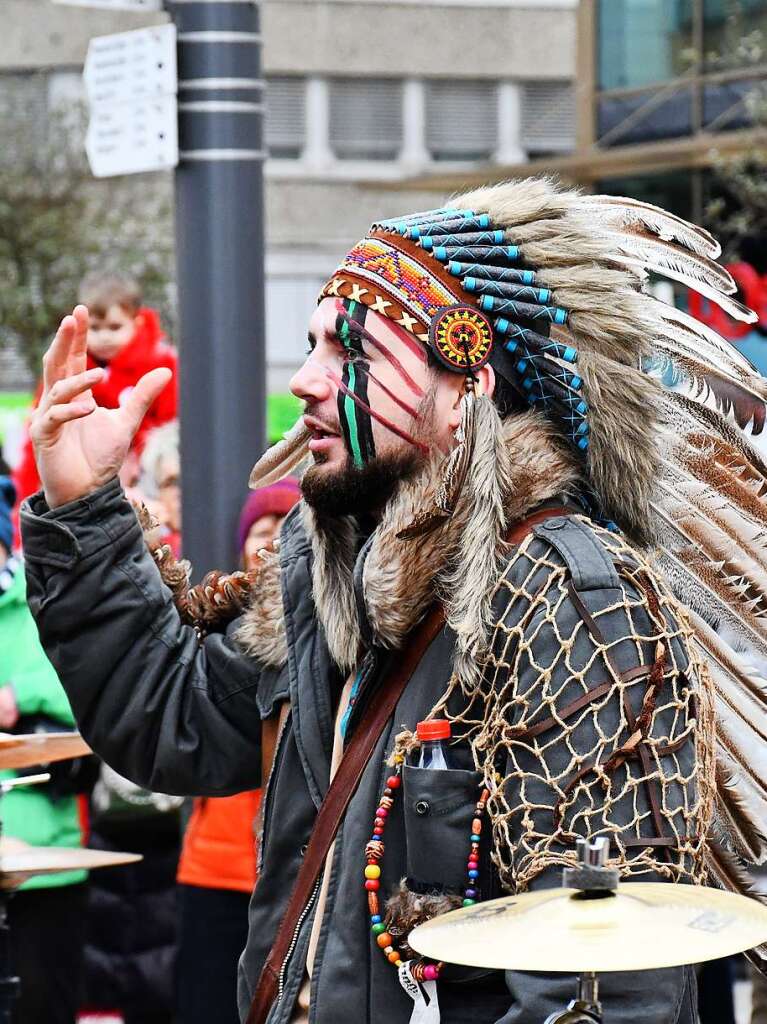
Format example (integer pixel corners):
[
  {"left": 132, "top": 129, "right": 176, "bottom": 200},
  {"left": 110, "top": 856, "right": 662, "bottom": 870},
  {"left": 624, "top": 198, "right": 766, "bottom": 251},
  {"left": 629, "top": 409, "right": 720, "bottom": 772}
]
[
  {"left": 84, "top": 23, "right": 177, "bottom": 106},
  {"left": 53, "top": 1, "right": 163, "bottom": 10},
  {"left": 83, "top": 23, "right": 178, "bottom": 177},
  {"left": 85, "top": 93, "right": 178, "bottom": 177}
]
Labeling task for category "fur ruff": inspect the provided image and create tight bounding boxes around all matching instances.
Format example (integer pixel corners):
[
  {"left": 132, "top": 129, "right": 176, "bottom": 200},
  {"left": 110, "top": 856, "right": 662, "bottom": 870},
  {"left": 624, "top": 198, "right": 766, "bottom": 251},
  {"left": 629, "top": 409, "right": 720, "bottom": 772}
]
[
  {"left": 303, "top": 410, "right": 579, "bottom": 677},
  {"left": 233, "top": 546, "right": 289, "bottom": 667}
]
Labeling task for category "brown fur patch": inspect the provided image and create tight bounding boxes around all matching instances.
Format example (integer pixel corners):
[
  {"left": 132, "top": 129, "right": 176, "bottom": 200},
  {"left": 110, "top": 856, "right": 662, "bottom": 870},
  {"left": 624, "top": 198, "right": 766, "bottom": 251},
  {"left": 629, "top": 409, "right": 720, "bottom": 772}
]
[
  {"left": 384, "top": 879, "right": 464, "bottom": 960},
  {"left": 235, "top": 548, "right": 289, "bottom": 668}
]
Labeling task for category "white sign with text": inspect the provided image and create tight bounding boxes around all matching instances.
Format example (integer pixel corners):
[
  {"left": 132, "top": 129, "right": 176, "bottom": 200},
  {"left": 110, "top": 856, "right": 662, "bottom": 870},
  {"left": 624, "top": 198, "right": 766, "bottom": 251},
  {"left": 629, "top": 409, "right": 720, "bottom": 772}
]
[
  {"left": 83, "top": 24, "right": 178, "bottom": 177},
  {"left": 84, "top": 23, "right": 176, "bottom": 106},
  {"left": 86, "top": 94, "right": 178, "bottom": 177}
]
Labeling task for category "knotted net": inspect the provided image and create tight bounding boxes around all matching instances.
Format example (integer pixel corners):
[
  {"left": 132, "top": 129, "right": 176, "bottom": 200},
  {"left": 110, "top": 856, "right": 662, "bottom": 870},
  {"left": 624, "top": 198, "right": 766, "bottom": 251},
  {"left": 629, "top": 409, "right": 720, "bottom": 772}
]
[{"left": 433, "top": 521, "right": 716, "bottom": 892}]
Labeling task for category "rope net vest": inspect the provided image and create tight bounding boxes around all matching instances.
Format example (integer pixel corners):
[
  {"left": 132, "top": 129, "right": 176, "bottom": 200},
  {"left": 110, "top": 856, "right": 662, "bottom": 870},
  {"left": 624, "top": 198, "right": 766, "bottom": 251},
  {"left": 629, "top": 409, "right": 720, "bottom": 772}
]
[{"left": 429, "top": 520, "right": 716, "bottom": 892}]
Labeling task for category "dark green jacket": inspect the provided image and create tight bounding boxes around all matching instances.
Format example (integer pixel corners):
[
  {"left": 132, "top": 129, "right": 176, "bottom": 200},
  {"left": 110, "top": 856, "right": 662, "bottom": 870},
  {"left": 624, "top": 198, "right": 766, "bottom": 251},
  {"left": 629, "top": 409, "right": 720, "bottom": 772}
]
[{"left": 0, "top": 564, "right": 85, "bottom": 889}]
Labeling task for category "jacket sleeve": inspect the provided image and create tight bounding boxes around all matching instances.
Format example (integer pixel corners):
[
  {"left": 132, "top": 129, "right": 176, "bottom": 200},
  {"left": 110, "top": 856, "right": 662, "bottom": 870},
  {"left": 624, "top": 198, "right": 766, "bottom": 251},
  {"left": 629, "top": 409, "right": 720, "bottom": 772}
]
[
  {"left": 489, "top": 518, "right": 703, "bottom": 1023},
  {"left": 20, "top": 477, "right": 275, "bottom": 797}
]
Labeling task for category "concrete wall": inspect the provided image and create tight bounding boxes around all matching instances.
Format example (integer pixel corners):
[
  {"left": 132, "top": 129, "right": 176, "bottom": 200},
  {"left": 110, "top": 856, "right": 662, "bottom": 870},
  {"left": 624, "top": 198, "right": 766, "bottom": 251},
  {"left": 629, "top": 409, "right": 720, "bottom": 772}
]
[
  {"left": 263, "top": 2, "right": 576, "bottom": 78},
  {"left": 1, "top": 1, "right": 576, "bottom": 79}
]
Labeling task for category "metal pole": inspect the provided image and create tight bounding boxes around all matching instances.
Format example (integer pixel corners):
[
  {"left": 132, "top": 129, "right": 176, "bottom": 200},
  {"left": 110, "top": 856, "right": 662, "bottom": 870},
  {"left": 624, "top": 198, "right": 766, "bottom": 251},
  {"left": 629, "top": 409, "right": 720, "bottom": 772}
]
[{"left": 167, "top": 0, "right": 266, "bottom": 575}]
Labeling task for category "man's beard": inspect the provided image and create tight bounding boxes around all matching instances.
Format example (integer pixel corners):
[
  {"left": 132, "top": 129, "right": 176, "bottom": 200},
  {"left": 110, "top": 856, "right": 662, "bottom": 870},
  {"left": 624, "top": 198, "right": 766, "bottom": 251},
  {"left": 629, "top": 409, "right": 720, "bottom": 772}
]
[
  {"left": 301, "top": 388, "right": 436, "bottom": 518},
  {"left": 301, "top": 447, "right": 424, "bottom": 518}
]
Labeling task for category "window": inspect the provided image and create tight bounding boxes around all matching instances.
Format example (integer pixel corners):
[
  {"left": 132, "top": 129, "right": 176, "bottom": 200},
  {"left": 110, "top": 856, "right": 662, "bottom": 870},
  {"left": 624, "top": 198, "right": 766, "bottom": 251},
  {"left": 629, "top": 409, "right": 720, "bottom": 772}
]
[
  {"left": 598, "top": 0, "right": 694, "bottom": 90},
  {"left": 425, "top": 81, "right": 497, "bottom": 161},
  {"left": 329, "top": 79, "right": 403, "bottom": 160},
  {"left": 521, "top": 81, "right": 576, "bottom": 153},
  {"left": 265, "top": 77, "right": 305, "bottom": 159}
]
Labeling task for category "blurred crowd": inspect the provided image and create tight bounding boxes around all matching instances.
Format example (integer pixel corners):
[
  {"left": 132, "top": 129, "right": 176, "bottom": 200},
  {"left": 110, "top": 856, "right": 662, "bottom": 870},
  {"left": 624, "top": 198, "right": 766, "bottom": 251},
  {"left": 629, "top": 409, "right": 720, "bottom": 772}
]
[{"left": 0, "top": 272, "right": 300, "bottom": 1024}]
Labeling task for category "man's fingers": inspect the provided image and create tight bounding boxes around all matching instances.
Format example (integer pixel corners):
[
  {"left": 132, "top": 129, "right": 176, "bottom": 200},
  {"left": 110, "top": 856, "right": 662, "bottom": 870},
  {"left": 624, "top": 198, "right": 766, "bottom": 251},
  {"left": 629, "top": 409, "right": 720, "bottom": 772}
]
[
  {"left": 42, "top": 314, "right": 77, "bottom": 391},
  {"left": 121, "top": 368, "right": 173, "bottom": 435},
  {"left": 42, "top": 305, "right": 90, "bottom": 390},
  {"left": 37, "top": 368, "right": 104, "bottom": 415},
  {"left": 67, "top": 305, "right": 90, "bottom": 377},
  {"left": 31, "top": 399, "right": 96, "bottom": 442}
]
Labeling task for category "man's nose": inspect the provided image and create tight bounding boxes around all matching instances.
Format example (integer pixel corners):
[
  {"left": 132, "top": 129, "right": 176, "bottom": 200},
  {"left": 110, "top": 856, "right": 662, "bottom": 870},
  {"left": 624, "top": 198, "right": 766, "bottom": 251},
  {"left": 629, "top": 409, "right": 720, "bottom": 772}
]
[{"left": 289, "top": 355, "right": 331, "bottom": 404}]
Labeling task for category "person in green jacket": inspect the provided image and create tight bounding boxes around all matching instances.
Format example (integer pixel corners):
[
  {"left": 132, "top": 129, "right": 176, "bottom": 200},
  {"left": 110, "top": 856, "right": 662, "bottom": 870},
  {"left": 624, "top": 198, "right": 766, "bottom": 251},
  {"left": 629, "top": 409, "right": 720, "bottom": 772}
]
[{"left": 0, "top": 473, "right": 88, "bottom": 1024}]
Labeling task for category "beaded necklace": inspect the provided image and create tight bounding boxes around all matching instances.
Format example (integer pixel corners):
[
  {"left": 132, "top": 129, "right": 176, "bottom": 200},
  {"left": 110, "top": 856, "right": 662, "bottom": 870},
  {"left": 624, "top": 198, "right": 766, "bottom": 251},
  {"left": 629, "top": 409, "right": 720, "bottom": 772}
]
[{"left": 364, "top": 750, "right": 491, "bottom": 982}]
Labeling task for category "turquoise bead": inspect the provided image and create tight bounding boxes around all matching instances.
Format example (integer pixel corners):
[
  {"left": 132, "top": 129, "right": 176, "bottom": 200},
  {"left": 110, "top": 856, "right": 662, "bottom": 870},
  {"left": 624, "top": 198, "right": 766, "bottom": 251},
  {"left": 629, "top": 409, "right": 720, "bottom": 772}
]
[
  {"left": 372, "top": 923, "right": 386, "bottom": 935},
  {"left": 462, "top": 898, "right": 476, "bottom": 907}
]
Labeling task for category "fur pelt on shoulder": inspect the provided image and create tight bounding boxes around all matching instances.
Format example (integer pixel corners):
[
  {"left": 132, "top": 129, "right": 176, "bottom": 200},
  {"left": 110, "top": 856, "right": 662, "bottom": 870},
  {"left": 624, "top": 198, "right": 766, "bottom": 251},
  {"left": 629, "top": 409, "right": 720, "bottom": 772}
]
[{"left": 238, "top": 408, "right": 579, "bottom": 674}]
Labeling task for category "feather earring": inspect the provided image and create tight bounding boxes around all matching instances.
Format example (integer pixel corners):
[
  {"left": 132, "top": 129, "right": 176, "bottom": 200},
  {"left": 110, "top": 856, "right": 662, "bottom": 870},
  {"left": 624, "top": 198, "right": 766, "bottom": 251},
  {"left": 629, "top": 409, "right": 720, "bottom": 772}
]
[{"left": 398, "top": 377, "right": 478, "bottom": 540}]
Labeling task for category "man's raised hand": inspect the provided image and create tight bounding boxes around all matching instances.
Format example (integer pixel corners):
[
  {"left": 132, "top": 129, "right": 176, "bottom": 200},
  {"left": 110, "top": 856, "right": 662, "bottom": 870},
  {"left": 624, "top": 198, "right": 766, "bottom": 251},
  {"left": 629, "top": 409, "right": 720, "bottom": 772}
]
[{"left": 31, "top": 305, "right": 173, "bottom": 508}]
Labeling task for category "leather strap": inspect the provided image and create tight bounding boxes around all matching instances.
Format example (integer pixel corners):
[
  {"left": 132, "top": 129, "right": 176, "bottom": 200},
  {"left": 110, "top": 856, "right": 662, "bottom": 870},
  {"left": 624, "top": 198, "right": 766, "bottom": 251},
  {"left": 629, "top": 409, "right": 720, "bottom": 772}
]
[{"left": 246, "top": 506, "right": 571, "bottom": 1024}]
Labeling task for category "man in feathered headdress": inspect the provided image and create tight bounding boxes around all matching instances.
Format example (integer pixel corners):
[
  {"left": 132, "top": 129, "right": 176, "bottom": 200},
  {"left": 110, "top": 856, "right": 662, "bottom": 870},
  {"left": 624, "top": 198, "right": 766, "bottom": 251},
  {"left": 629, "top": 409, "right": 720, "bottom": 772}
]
[{"left": 20, "top": 178, "right": 767, "bottom": 1024}]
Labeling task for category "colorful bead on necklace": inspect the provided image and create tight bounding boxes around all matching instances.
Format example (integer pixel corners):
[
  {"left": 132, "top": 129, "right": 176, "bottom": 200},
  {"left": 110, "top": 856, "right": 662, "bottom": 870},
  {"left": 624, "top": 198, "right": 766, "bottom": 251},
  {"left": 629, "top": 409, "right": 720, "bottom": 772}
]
[{"left": 364, "top": 750, "right": 491, "bottom": 980}]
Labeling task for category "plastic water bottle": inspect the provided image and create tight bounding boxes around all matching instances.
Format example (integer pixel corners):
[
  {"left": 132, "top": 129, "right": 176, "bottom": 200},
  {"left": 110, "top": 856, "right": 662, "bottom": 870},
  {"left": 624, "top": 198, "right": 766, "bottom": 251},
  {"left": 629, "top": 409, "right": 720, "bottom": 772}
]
[{"left": 416, "top": 719, "right": 459, "bottom": 770}]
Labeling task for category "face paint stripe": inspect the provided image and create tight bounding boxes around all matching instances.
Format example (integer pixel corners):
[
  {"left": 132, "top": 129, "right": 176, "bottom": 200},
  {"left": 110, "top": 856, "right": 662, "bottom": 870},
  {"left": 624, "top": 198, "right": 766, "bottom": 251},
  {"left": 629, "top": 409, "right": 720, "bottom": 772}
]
[
  {"left": 352, "top": 361, "right": 376, "bottom": 463},
  {"left": 326, "top": 368, "right": 430, "bottom": 455},
  {"left": 337, "top": 375, "right": 356, "bottom": 461},
  {"left": 344, "top": 363, "right": 365, "bottom": 468},
  {"left": 381, "top": 321, "right": 427, "bottom": 363},
  {"left": 366, "top": 368, "right": 420, "bottom": 420},
  {"left": 335, "top": 305, "right": 426, "bottom": 396}
]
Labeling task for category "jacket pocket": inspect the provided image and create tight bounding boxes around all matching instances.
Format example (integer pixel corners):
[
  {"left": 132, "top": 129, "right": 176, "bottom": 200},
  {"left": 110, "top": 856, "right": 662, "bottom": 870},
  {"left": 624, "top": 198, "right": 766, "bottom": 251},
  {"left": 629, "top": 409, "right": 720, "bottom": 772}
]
[{"left": 402, "top": 764, "right": 483, "bottom": 892}]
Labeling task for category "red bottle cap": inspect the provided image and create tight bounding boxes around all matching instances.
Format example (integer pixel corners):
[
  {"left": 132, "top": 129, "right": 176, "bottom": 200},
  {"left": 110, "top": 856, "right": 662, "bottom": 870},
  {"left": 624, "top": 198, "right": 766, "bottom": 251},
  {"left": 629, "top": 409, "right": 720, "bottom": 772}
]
[{"left": 416, "top": 719, "right": 451, "bottom": 741}]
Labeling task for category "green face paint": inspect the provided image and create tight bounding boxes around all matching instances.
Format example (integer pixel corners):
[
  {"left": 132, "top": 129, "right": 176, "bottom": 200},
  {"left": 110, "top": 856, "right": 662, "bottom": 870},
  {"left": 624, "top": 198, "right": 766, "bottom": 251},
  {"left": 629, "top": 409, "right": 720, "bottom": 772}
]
[{"left": 336, "top": 300, "right": 376, "bottom": 468}]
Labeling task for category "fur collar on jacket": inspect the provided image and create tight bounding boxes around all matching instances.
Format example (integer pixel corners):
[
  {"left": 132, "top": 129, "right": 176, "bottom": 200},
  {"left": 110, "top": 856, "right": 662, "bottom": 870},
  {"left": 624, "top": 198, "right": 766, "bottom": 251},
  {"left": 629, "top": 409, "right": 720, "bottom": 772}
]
[{"left": 236, "top": 409, "right": 580, "bottom": 677}]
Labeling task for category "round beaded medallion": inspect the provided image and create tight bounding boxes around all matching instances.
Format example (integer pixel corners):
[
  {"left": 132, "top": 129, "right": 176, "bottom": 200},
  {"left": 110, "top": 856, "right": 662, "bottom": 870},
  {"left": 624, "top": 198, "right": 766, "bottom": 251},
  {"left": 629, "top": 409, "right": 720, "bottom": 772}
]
[{"left": 428, "top": 305, "right": 494, "bottom": 373}]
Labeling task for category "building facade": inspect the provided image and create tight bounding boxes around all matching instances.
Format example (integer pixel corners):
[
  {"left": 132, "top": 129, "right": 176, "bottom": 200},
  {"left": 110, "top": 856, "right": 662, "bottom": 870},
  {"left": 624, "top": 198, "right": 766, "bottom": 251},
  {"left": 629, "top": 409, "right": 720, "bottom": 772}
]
[{"left": 0, "top": 0, "right": 577, "bottom": 394}]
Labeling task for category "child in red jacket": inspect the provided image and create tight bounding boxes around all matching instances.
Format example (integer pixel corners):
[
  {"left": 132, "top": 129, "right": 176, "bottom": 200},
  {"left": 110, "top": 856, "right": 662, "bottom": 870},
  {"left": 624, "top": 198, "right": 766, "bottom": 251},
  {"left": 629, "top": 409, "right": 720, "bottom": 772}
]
[{"left": 13, "top": 273, "right": 178, "bottom": 510}]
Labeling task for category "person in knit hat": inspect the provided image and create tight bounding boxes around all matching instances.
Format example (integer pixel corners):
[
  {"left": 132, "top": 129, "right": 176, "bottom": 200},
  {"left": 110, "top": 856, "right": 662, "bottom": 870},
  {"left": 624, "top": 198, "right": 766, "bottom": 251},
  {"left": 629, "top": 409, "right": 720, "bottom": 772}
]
[
  {"left": 237, "top": 477, "right": 301, "bottom": 572},
  {"left": 174, "top": 480, "right": 301, "bottom": 1024}
]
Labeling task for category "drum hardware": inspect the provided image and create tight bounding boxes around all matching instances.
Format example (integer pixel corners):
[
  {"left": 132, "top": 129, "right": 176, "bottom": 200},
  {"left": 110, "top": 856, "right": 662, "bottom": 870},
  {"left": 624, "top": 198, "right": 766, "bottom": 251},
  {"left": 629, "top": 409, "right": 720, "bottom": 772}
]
[
  {"left": 410, "top": 838, "right": 767, "bottom": 1024},
  {"left": 0, "top": 773, "right": 51, "bottom": 1023},
  {"left": 542, "top": 839, "right": 613, "bottom": 1024},
  {"left": 0, "top": 742, "right": 138, "bottom": 1021},
  {"left": 0, "top": 731, "right": 91, "bottom": 771}
]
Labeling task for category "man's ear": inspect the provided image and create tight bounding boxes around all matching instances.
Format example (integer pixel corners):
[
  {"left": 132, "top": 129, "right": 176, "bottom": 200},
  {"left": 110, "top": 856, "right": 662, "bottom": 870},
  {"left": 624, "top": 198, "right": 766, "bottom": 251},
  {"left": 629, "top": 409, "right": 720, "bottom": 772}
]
[
  {"left": 475, "top": 363, "right": 496, "bottom": 399},
  {"left": 445, "top": 363, "right": 497, "bottom": 431}
]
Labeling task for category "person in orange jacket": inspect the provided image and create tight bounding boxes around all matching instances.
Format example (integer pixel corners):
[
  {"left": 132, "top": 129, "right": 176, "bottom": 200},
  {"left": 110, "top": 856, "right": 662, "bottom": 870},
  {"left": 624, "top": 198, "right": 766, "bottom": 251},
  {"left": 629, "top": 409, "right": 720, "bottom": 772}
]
[
  {"left": 13, "top": 273, "right": 177, "bottom": 518},
  {"left": 175, "top": 478, "right": 301, "bottom": 1024}
]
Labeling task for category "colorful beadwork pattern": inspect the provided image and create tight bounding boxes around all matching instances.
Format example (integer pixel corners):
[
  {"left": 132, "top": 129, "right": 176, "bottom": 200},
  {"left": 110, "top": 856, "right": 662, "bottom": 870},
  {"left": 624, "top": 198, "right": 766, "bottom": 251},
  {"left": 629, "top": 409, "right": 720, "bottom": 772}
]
[{"left": 321, "top": 237, "right": 458, "bottom": 342}]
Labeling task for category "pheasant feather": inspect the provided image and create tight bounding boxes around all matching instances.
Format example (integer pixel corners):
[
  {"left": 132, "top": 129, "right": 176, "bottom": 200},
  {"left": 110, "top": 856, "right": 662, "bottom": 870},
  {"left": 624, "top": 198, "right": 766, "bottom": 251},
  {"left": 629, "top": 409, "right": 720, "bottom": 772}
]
[
  {"left": 577, "top": 195, "right": 721, "bottom": 259},
  {"left": 249, "top": 418, "right": 311, "bottom": 489}
]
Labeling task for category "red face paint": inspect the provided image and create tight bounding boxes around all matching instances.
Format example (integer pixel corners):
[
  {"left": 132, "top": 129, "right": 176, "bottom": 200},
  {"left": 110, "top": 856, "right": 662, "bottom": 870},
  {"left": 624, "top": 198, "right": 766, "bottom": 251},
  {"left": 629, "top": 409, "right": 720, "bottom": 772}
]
[
  {"left": 334, "top": 304, "right": 425, "bottom": 397},
  {"left": 366, "top": 368, "right": 420, "bottom": 420},
  {"left": 324, "top": 367, "right": 430, "bottom": 455}
]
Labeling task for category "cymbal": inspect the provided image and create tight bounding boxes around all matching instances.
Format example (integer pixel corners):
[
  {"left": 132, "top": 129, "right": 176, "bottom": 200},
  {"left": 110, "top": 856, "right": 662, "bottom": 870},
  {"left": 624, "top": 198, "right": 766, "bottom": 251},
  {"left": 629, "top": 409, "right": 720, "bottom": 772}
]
[
  {"left": 0, "top": 732, "right": 91, "bottom": 770},
  {"left": 409, "top": 883, "right": 767, "bottom": 973},
  {"left": 0, "top": 841, "right": 141, "bottom": 890}
]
